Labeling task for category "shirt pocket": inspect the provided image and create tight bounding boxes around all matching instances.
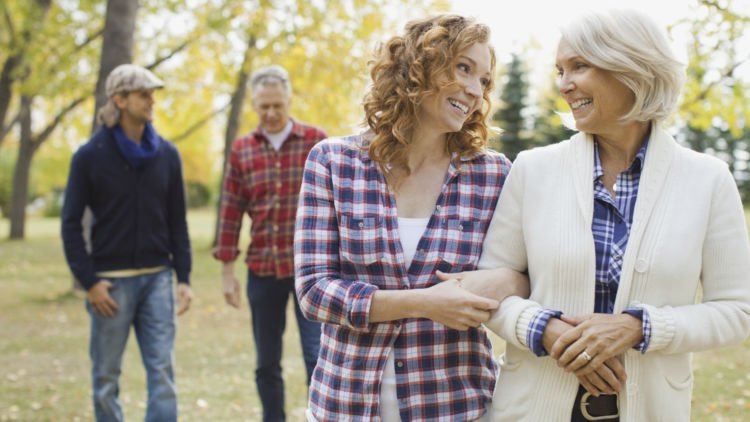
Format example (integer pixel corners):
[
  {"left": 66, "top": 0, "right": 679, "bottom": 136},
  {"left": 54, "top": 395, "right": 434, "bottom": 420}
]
[
  {"left": 432, "top": 218, "right": 482, "bottom": 274},
  {"left": 339, "top": 215, "right": 385, "bottom": 266}
]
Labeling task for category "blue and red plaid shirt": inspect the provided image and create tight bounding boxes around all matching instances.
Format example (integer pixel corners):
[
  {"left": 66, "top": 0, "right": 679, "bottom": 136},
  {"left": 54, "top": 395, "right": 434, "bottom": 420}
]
[
  {"left": 527, "top": 138, "right": 652, "bottom": 356},
  {"left": 295, "top": 134, "right": 512, "bottom": 421},
  {"left": 214, "top": 119, "right": 327, "bottom": 278}
]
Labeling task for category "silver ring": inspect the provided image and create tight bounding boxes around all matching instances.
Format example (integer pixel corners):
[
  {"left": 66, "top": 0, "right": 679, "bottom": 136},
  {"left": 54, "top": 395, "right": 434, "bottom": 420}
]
[{"left": 580, "top": 351, "right": 593, "bottom": 362}]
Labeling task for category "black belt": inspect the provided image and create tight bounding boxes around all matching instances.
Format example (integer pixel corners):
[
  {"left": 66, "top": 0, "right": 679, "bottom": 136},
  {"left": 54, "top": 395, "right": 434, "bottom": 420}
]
[{"left": 571, "top": 385, "right": 619, "bottom": 421}]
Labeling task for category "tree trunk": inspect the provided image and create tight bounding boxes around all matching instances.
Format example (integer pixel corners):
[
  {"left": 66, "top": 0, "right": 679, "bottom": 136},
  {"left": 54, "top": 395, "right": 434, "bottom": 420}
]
[
  {"left": 0, "top": 54, "right": 22, "bottom": 147},
  {"left": 91, "top": 0, "right": 140, "bottom": 132},
  {"left": 212, "top": 36, "right": 256, "bottom": 247},
  {"left": 8, "top": 96, "right": 34, "bottom": 239},
  {"left": 0, "top": 0, "right": 52, "bottom": 147}
]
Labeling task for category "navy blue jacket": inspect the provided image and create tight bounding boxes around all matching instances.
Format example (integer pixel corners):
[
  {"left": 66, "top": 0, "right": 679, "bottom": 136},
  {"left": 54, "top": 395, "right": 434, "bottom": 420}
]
[{"left": 61, "top": 126, "right": 191, "bottom": 290}]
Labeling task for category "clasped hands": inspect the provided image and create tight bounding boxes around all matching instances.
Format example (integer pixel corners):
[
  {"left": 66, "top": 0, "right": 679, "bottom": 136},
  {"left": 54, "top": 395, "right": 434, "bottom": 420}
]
[
  {"left": 430, "top": 269, "right": 529, "bottom": 331},
  {"left": 544, "top": 313, "right": 643, "bottom": 397}
]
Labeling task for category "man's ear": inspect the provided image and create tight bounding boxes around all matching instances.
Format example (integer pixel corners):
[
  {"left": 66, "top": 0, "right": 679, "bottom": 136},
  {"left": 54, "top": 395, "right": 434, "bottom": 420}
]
[{"left": 112, "top": 93, "right": 128, "bottom": 109}]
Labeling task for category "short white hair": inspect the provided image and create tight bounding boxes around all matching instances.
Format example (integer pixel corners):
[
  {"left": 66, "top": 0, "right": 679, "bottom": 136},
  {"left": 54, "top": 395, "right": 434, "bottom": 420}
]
[
  {"left": 250, "top": 64, "right": 292, "bottom": 100},
  {"left": 560, "top": 9, "right": 685, "bottom": 123}
]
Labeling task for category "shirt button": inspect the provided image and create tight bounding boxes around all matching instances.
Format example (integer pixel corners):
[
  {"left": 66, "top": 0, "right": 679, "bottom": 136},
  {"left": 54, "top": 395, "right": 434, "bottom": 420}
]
[
  {"left": 396, "top": 361, "right": 404, "bottom": 368},
  {"left": 435, "top": 205, "right": 441, "bottom": 211},
  {"left": 273, "top": 225, "right": 279, "bottom": 232},
  {"left": 273, "top": 203, "right": 279, "bottom": 209},
  {"left": 275, "top": 161, "right": 281, "bottom": 168},
  {"left": 458, "top": 224, "right": 464, "bottom": 231},
  {"left": 358, "top": 221, "right": 364, "bottom": 228},
  {"left": 276, "top": 182, "right": 282, "bottom": 189},
  {"left": 635, "top": 259, "right": 648, "bottom": 273}
]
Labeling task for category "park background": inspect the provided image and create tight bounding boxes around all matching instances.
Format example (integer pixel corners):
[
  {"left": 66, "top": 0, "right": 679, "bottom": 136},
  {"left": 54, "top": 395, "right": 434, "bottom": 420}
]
[{"left": 1, "top": 0, "right": 750, "bottom": 420}]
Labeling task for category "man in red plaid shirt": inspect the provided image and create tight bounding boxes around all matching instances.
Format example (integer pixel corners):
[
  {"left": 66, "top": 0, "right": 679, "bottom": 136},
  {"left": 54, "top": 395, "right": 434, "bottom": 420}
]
[{"left": 213, "top": 64, "right": 326, "bottom": 422}]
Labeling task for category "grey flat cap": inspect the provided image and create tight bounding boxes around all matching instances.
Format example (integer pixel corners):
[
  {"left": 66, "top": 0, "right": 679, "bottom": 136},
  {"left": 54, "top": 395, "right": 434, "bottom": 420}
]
[{"left": 105, "top": 64, "right": 164, "bottom": 97}]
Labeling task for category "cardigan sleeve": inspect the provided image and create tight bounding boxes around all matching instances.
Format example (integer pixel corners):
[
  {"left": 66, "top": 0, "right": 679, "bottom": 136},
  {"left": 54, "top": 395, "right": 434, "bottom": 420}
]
[
  {"left": 643, "top": 168, "right": 750, "bottom": 353},
  {"left": 478, "top": 152, "right": 546, "bottom": 349}
]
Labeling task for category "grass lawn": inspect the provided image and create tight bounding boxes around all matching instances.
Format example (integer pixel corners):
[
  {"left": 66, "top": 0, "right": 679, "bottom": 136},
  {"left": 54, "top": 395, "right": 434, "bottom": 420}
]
[{"left": 1, "top": 209, "right": 749, "bottom": 421}]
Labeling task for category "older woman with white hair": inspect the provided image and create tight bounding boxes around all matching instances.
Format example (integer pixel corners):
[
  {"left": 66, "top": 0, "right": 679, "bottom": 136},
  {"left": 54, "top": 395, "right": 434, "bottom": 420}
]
[{"left": 448, "top": 8, "right": 750, "bottom": 421}]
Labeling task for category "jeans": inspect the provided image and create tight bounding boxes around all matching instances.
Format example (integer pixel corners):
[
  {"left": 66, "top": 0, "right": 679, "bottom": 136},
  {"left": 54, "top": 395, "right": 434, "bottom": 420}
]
[
  {"left": 87, "top": 269, "right": 177, "bottom": 422},
  {"left": 246, "top": 270, "right": 321, "bottom": 422}
]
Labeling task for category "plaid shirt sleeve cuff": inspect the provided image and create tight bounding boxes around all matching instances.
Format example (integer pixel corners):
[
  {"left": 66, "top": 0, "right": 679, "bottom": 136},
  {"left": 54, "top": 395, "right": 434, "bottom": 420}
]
[
  {"left": 527, "top": 309, "right": 563, "bottom": 357},
  {"left": 623, "top": 307, "right": 651, "bottom": 353}
]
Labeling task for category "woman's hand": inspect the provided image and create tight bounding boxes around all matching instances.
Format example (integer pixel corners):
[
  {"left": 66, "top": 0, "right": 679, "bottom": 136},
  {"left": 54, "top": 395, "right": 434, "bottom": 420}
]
[
  {"left": 436, "top": 268, "right": 529, "bottom": 301},
  {"left": 577, "top": 357, "right": 627, "bottom": 396},
  {"left": 550, "top": 313, "right": 642, "bottom": 377},
  {"left": 543, "top": 317, "right": 627, "bottom": 396},
  {"left": 420, "top": 280, "right": 500, "bottom": 330}
]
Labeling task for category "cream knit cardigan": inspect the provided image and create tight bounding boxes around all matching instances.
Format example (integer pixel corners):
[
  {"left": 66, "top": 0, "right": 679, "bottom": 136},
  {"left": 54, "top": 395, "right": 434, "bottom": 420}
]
[{"left": 480, "top": 125, "right": 750, "bottom": 421}]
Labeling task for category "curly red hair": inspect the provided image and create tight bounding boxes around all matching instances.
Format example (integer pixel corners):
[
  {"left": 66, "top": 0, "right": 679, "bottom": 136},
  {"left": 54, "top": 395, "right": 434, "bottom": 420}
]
[{"left": 362, "top": 14, "right": 496, "bottom": 183}]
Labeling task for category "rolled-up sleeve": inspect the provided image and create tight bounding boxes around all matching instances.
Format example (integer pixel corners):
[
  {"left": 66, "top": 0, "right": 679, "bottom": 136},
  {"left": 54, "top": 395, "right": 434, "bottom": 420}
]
[{"left": 294, "top": 142, "right": 377, "bottom": 331}]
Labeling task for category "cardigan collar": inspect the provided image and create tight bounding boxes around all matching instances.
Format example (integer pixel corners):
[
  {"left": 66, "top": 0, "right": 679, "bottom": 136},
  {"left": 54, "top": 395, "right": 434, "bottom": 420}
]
[{"left": 569, "top": 123, "right": 678, "bottom": 226}]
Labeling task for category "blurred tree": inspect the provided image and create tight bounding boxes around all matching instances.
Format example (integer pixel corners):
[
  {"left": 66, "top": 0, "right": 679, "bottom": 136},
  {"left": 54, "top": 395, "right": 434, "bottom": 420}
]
[
  {"left": 0, "top": 0, "right": 55, "bottom": 148},
  {"left": 90, "top": 0, "right": 139, "bottom": 132},
  {"left": 4, "top": 0, "right": 194, "bottom": 239},
  {"left": 5, "top": 0, "right": 101, "bottom": 239},
  {"left": 492, "top": 53, "right": 532, "bottom": 162},
  {"left": 197, "top": 0, "right": 439, "bottom": 244},
  {"left": 676, "top": 0, "right": 750, "bottom": 200},
  {"left": 532, "top": 73, "right": 575, "bottom": 147}
]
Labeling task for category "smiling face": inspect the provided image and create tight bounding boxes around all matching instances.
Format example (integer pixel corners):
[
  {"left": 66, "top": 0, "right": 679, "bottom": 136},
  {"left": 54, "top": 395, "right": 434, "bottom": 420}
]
[
  {"left": 417, "top": 41, "right": 492, "bottom": 137},
  {"left": 555, "top": 38, "right": 636, "bottom": 138}
]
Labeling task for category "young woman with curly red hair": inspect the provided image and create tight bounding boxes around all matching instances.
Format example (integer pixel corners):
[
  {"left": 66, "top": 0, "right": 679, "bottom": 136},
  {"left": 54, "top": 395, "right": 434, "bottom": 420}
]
[{"left": 295, "top": 14, "right": 528, "bottom": 421}]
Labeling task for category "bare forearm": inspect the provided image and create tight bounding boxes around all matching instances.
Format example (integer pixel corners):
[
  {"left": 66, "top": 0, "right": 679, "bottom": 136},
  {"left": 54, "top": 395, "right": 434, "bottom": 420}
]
[
  {"left": 448, "top": 268, "right": 530, "bottom": 302},
  {"left": 369, "top": 289, "right": 424, "bottom": 323}
]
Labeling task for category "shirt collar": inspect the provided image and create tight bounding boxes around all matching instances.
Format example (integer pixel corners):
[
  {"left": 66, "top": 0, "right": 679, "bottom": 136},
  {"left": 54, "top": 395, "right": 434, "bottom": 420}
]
[{"left": 252, "top": 118, "right": 303, "bottom": 142}]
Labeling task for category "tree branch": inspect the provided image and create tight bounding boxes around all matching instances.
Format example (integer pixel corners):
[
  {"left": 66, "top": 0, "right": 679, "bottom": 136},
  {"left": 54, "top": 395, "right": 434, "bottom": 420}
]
[
  {"left": 146, "top": 38, "right": 194, "bottom": 70},
  {"left": 30, "top": 94, "right": 88, "bottom": 153},
  {"left": 0, "top": 110, "right": 20, "bottom": 145},
  {"left": 71, "top": 26, "right": 105, "bottom": 55},
  {"left": 1, "top": 3, "right": 15, "bottom": 44},
  {"left": 685, "top": 53, "right": 750, "bottom": 106},
  {"left": 169, "top": 101, "right": 232, "bottom": 143}
]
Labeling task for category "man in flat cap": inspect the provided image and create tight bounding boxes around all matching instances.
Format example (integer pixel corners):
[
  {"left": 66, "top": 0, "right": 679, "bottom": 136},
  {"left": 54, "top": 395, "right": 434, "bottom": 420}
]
[{"left": 62, "top": 63, "right": 192, "bottom": 422}]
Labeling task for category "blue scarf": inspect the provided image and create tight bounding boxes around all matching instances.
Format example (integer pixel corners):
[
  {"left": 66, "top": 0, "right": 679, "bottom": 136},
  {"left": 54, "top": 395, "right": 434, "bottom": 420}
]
[{"left": 112, "top": 121, "right": 161, "bottom": 169}]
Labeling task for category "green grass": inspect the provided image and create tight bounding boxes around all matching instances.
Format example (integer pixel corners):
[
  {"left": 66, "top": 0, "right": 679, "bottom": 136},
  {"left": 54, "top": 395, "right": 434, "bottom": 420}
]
[
  {"left": 0, "top": 209, "right": 305, "bottom": 421},
  {"left": 1, "top": 209, "right": 749, "bottom": 420}
]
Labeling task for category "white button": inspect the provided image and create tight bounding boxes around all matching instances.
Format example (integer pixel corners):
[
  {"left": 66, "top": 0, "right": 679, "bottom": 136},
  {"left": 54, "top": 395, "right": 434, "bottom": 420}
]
[
  {"left": 276, "top": 182, "right": 282, "bottom": 188},
  {"left": 635, "top": 259, "right": 648, "bottom": 273},
  {"left": 458, "top": 224, "right": 463, "bottom": 231},
  {"left": 396, "top": 361, "right": 404, "bottom": 368},
  {"left": 358, "top": 222, "right": 364, "bottom": 228},
  {"left": 627, "top": 382, "right": 638, "bottom": 394},
  {"left": 435, "top": 205, "right": 441, "bottom": 211},
  {"left": 273, "top": 225, "right": 279, "bottom": 232},
  {"left": 275, "top": 161, "right": 281, "bottom": 168}
]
